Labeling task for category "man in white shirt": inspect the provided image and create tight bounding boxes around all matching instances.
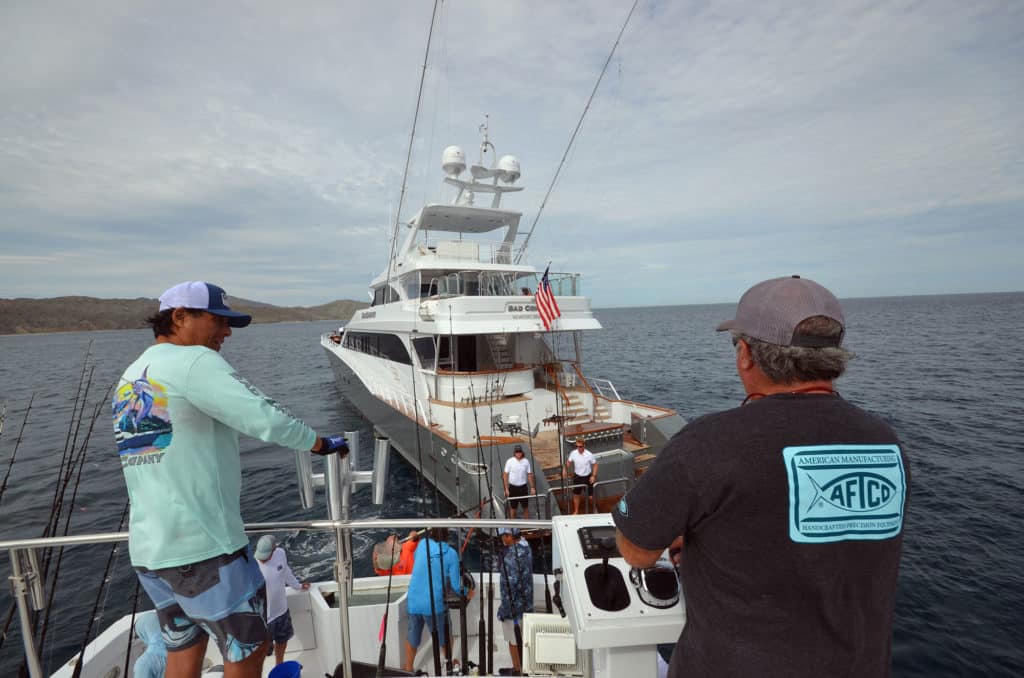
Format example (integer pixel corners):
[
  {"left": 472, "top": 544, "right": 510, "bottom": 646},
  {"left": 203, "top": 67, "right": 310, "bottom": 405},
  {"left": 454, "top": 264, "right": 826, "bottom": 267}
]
[
  {"left": 565, "top": 438, "right": 598, "bottom": 514},
  {"left": 254, "top": 535, "right": 309, "bottom": 666},
  {"left": 503, "top": 445, "right": 536, "bottom": 519}
]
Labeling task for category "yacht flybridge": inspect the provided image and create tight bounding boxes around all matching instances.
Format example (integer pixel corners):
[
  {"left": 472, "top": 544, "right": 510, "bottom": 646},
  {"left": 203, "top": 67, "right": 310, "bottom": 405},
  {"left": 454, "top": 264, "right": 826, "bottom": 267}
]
[{"left": 322, "top": 131, "right": 684, "bottom": 518}]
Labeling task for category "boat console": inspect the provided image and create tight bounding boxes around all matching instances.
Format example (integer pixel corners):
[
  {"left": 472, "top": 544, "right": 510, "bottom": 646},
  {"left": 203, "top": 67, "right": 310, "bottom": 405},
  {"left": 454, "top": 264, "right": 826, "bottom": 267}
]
[{"left": 551, "top": 514, "right": 685, "bottom": 677}]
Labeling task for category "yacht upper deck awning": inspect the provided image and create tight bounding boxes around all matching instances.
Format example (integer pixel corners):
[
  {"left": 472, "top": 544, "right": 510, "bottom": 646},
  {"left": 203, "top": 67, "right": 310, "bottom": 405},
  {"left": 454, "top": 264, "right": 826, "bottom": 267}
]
[{"left": 411, "top": 204, "right": 522, "bottom": 233}]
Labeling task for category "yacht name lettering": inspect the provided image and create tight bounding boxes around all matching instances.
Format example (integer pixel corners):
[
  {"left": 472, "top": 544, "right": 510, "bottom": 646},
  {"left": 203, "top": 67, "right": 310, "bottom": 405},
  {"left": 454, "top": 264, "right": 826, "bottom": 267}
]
[
  {"left": 361, "top": 311, "right": 376, "bottom": 319},
  {"left": 121, "top": 453, "right": 165, "bottom": 467},
  {"left": 505, "top": 303, "right": 537, "bottom": 313}
]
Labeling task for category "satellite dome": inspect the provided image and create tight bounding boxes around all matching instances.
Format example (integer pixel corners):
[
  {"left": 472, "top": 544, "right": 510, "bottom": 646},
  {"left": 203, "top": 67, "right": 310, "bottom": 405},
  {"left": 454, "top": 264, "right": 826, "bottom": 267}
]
[{"left": 442, "top": 146, "right": 466, "bottom": 178}]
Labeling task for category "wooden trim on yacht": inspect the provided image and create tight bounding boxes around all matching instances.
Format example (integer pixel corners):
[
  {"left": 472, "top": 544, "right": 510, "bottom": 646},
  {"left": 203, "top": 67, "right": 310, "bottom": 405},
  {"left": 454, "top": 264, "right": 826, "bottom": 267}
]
[{"left": 428, "top": 394, "right": 531, "bottom": 408}]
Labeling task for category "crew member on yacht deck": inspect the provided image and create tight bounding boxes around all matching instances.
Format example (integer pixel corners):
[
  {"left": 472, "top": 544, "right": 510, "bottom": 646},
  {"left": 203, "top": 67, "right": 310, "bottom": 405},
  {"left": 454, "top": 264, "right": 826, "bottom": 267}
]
[
  {"left": 503, "top": 445, "right": 536, "bottom": 519},
  {"left": 497, "top": 527, "right": 534, "bottom": 676},
  {"left": 255, "top": 535, "right": 309, "bottom": 666},
  {"left": 114, "top": 281, "right": 349, "bottom": 678},
  {"left": 373, "top": 530, "right": 420, "bottom": 576},
  {"left": 566, "top": 438, "right": 598, "bottom": 514},
  {"left": 404, "top": 528, "right": 473, "bottom": 672}
]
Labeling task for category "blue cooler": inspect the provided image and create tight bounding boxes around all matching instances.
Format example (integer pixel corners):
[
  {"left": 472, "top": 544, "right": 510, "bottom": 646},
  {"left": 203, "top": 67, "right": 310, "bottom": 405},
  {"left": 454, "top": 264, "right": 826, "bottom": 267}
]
[{"left": 268, "top": 661, "right": 302, "bottom": 678}]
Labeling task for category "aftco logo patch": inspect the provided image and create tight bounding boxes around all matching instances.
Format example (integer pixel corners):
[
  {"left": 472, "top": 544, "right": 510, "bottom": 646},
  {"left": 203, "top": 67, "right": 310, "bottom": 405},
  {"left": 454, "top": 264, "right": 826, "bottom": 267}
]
[{"left": 783, "top": 444, "right": 906, "bottom": 543}]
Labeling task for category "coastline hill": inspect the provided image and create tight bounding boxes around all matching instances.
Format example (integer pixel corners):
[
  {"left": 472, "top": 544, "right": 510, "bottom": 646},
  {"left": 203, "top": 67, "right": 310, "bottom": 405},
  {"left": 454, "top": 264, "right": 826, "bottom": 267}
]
[{"left": 0, "top": 296, "right": 368, "bottom": 335}]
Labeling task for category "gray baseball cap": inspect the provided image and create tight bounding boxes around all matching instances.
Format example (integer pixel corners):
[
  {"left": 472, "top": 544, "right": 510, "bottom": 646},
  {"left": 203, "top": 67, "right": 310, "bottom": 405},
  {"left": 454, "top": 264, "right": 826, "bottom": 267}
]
[{"left": 715, "top": 275, "right": 845, "bottom": 347}]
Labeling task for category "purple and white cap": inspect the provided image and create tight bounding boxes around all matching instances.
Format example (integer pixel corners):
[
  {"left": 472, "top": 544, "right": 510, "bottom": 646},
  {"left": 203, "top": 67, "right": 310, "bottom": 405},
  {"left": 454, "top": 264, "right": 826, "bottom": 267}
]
[
  {"left": 715, "top": 275, "right": 844, "bottom": 347},
  {"left": 158, "top": 281, "right": 252, "bottom": 328}
]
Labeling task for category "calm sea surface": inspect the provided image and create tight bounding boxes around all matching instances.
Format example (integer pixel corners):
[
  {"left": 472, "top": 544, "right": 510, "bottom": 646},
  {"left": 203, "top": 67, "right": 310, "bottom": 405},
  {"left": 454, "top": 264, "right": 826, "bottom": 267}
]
[{"left": 1, "top": 292, "right": 1022, "bottom": 676}]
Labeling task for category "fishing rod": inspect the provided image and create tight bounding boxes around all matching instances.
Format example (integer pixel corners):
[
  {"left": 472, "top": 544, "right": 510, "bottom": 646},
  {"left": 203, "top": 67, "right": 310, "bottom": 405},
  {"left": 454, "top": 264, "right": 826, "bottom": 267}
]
[
  {"left": 466, "top": 382, "right": 493, "bottom": 675},
  {"left": 0, "top": 392, "right": 35, "bottom": 505},
  {"left": 122, "top": 578, "right": 142, "bottom": 678},
  {"left": 28, "top": 363, "right": 99, "bottom": 657},
  {"left": 68, "top": 500, "right": 131, "bottom": 678},
  {"left": 41, "top": 362, "right": 96, "bottom": 587},
  {"left": 375, "top": 537, "right": 399, "bottom": 677},
  {"left": 523, "top": 403, "right": 553, "bottom": 614},
  {"left": 44, "top": 342, "right": 96, "bottom": 549},
  {"left": 436, "top": 528, "right": 454, "bottom": 675},
  {"left": 383, "top": 0, "right": 440, "bottom": 293},
  {"left": 39, "top": 383, "right": 113, "bottom": 656},
  {"left": 423, "top": 528, "right": 443, "bottom": 676}
]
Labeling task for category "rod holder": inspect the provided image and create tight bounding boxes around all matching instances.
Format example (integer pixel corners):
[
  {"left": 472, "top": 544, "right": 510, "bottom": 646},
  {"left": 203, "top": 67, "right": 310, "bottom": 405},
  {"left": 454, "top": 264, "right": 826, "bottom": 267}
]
[
  {"left": 348, "top": 430, "right": 361, "bottom": 472},
  {"left": 371, "top": 435, "right": 391, "bottom": 505},
  {"left": 295, "top": 447, "right": 315, "bottom": 510},
  {"left": 10, "top": 549, "right": 44, "bottom": 677}
]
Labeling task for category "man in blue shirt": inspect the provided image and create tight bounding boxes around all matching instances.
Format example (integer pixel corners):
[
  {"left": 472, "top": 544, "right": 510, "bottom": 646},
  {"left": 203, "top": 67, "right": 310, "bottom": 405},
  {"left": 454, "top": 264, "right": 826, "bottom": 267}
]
[
  {"left": 403, "top": 528, "right": 473, "bottom": 673},
  {"left": 114, "top": 281, "right": 347, "bottom": 678}
]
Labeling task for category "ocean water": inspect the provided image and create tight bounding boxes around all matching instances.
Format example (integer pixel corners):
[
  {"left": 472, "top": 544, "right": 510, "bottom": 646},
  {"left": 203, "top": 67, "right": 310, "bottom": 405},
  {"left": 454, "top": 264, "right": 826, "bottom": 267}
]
[{"left": 1, "top": 292, "right": 1022, "bottom": 676}]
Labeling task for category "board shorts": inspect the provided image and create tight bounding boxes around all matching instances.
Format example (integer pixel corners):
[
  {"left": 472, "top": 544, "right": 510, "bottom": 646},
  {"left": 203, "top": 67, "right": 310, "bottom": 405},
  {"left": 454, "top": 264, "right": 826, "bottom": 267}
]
[
  {"left": 408, "top": 611, "right": 448, "bottom": 649},
  {"left": 135, "top": 545, "right": 268, "bottom": 663},
  {"left": 268, "top": 609, "right": 295, "bottom": 645},
  {"left": 507, "top": 483, "right": 529, "bottom": 510},
  {"left": 572, "top": 474, "right": 594, "bottom": 496}
]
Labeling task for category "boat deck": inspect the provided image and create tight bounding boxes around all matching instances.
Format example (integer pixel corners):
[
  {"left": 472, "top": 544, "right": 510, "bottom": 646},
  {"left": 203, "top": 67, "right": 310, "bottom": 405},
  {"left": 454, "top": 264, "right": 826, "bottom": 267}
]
[{"left": 525, "top": 428, "right": 649, "bottom": 473}]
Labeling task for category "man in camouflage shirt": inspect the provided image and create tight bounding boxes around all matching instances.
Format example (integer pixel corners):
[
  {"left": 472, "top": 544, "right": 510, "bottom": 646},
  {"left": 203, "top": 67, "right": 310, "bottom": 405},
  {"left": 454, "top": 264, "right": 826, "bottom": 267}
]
[{"left": 497, "top": 528, "right": 533, "bottom": 675}]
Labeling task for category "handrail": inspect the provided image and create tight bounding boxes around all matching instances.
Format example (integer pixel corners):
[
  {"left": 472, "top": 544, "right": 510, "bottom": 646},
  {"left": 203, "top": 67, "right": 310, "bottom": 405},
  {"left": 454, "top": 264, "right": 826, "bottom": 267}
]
[
  {"left": 4, "top": 517, "right": 555, "bottom": 677},
  {"left": 545, "top": 476, "right": 632, "bottom": 515},
  {"left": 586, "top": 378, "right": 621, "bottom": 402},
  {"left": 495, "top": 491, "right": 550, "bottom": 520},
  {"left": 0, "top": 517, "right": 552, "bottom": 552}
]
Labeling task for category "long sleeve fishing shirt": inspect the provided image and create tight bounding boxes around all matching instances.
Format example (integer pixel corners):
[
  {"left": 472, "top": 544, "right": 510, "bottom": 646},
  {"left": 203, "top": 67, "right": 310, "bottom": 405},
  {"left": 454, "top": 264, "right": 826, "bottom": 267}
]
[
  {"left": 258, "top": 547, "right": 303, "bottom": 623},
  {"left": 114, "top": 343, "right": 317, "bottom": 569},
  {"left": 407, "top": 538, "right": 465, "bottom": 616}
]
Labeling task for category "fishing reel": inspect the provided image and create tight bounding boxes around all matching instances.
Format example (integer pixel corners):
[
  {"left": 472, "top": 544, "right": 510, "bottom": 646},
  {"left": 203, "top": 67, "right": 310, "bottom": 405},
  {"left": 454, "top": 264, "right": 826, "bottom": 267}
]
[{"left": 444, "top": 570, "right": 477, "bottom": 609}]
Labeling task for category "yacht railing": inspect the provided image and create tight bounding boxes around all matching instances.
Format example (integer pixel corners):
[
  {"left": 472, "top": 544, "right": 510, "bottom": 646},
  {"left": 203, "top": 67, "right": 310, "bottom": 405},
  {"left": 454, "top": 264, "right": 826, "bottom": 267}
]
[
  {"left": 0, "top": 516, "right": 551, "bottom": 678},
  {"left": 422, "top": 270, "right": 581, "bottom": 299},
  {"left": 585, "top": 377, "right": 621, "bottom": 401},
  {"left": 430, "top": 270, "right": 531, "bottom": 298},
  {"left": 546, "top": 477, "right": 633, "bottom": 515},
  {"left": 417, "top": 239, "right": 520, "bottom": 265}
]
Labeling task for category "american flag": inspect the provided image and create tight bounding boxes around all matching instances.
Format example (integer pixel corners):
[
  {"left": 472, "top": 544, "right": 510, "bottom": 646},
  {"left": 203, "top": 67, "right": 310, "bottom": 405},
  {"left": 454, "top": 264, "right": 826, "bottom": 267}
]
[{"left": 535, "top": 265, "right": 561, "bottom": 331}]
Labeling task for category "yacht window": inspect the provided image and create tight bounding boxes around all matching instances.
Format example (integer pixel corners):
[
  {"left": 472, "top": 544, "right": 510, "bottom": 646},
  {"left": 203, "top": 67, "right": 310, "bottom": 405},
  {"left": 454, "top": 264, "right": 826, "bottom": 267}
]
[
  {"left": 342, "top": 331, "right": 411, "bottom": 365},
  {"left": 438, "top": 336, "right": 452, "bottom": 370},
  {"left": 412, "top": 337, "right": 436, "bottom": 368},
  {"left": 420, "top": 279, "right": 439, "bottom": 297}
]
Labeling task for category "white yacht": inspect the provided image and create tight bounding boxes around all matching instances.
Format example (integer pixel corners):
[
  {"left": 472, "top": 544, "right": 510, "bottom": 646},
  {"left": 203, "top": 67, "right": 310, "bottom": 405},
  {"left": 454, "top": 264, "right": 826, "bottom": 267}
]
[{"left": 321, "top": 129, "right": 684, "bottom": 519}]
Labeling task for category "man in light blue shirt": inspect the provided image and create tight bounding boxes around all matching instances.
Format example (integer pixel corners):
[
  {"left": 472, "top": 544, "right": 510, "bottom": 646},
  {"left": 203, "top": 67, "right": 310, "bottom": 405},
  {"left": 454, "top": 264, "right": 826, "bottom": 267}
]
[
  {"left": 114, "top": 281, "right": 348, "bottom": 678},
  {"left": 403, "top": 528, "right": 473, "bottom": 673}
]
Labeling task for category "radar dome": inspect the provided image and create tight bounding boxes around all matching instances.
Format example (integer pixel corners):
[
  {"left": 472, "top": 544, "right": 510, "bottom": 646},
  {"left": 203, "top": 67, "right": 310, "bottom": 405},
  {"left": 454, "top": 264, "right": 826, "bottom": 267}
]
[
  {"left": 497, "top": 155, "right": 521, "bottom": 183},
  {"left": 442, "top": 146, "right": 466, "bottom": 178}
]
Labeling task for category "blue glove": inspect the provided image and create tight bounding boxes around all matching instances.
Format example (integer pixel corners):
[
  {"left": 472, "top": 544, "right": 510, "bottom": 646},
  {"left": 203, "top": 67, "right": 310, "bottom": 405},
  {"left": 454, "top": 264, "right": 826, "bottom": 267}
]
[{"left": 313, "top": 435, "right": 349, "bottom": 456}]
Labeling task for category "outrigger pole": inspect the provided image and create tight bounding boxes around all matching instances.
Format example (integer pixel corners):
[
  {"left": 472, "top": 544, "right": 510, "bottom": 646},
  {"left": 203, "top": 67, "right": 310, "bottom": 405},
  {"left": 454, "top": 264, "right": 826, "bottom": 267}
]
[{"left": 516, "top": 0, "right": 640, "bottom": 263}]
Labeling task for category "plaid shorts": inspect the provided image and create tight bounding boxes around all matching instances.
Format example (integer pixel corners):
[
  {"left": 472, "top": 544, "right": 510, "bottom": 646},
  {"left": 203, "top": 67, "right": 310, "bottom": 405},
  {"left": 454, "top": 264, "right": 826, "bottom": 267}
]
[
  {"left": 268, "top": 609, "right": 295, "bottom": 645},
  {"left": 136, "top": 546, "right": 268, "bottom": 663}
]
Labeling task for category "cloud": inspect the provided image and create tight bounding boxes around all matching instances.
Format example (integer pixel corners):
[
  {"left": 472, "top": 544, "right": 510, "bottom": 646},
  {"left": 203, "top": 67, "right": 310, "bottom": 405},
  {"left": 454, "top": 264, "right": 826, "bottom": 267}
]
[{"left": 1, "top": 0, "right": 1021, "bottom": 306}]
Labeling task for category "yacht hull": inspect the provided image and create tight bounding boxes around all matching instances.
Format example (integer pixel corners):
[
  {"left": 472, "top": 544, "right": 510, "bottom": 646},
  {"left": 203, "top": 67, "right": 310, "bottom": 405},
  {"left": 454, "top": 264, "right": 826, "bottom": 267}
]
[{"left": 325, "top": 348, "right": 515, "bottom": 517}]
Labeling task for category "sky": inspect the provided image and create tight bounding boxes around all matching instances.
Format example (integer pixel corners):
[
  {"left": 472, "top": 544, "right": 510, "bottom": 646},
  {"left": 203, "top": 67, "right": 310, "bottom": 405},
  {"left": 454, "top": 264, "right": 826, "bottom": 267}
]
[{"left": 1, "top": 0, "right": 1022, "bottom": 308}]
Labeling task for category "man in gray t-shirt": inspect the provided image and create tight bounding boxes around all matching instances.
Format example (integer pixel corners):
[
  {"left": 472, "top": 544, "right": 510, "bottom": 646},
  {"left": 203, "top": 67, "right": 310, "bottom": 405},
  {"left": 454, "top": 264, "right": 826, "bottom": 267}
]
[{"left": 614, "top": 276, "right": 910, "bottom": 678}]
